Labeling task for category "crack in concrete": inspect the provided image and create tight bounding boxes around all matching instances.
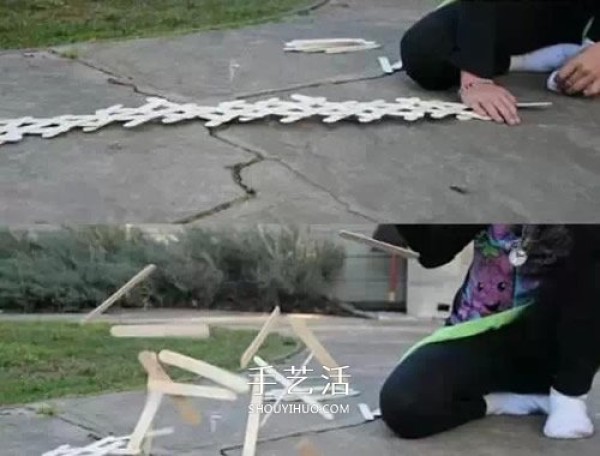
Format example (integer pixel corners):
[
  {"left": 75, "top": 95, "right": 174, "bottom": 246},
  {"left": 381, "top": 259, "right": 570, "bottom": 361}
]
[
  {"left": 23, "top": 405, "right": 104, "bottom": 440},
  {"left": 219, "top": 419, "right": 376, "bottom": 455},
  {"left": 210, "top": 130, "right": 375, "bottom": 222}
]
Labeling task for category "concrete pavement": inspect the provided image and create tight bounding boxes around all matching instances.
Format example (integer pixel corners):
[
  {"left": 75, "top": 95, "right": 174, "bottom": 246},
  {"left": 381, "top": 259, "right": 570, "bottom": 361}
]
[
  {"left": 1, "top": 0, "right": 599, "bottom": 224},
  {"left": 1, "top": 314, "right": 599, "bottom": 455}
]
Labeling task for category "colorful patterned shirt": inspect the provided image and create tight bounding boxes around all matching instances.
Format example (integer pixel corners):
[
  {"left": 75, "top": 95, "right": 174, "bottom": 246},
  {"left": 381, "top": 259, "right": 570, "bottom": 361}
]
[{"left": 449, "top": 225, "right": 541, "bottom": 325}]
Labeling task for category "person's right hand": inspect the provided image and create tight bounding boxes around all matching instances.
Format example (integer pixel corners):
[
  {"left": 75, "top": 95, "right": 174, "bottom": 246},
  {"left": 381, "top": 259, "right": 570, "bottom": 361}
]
[{"left": 460, "top": 81, "right": 521, "bottom": 125}]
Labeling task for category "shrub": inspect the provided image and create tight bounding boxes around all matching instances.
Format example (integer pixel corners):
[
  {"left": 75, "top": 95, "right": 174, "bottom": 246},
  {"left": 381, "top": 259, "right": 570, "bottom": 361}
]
[{"left": 0, "top": 226, "right": 345, "bottom": 314}]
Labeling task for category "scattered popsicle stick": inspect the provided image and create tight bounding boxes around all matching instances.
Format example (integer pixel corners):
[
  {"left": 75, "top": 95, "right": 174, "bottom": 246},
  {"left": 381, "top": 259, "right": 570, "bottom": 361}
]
[
  {"left": 378, "top": 56, "right": 394, "bottom": 74},
  {"left": 148, "top": 380, "right": 237, "bottom": 401},
  {"left": 253, "top": 356, "right": 333, "bottom": 420},
  {"left": 338, "top": 230, "right": 420, "bottom": 259},
  {"left": 159, "top": 350, "right": 249, "bottom": 393},
  {"left": 138, "top": 351, "right": 201, "bottom": 426},
  {"left": 358, "top": 403, "right": 375, "bottom": 421},
  {"left": 240, "top": 306, "right": 281, "bottom": 369},
  {"left": 242, "top": 377, "right": 264, "bottom": 456},
  {"left": 110, "top": 324, "right": 210, "bottom": 339},
  {"left": 287, "top": 315, "right": 339, "bottom": 370},
  {"left": 80, "top": 264, "right": 156, "bottom": 324}
]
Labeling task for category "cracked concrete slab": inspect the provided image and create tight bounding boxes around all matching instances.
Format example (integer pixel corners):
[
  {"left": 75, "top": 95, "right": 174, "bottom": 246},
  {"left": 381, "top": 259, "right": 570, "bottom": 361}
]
[
  {"left": 0, "top": 52, "right": 250, "bottom": 224},
  {"left": 204, "top": 159, "right": 372, "bottom": 223},
  {"left": 0, "top": 407, "right": 94, "bottom": 456},
  {"left": 216, "top": 75, "right": 600, "bottom": 222}
]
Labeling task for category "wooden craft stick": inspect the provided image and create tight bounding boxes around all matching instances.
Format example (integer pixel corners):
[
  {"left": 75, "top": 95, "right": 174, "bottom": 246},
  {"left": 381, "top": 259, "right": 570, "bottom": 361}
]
[
  {"left": 325, "top": 43, "right": 381, "bottom": 54},
  {"left": 378, "top": 56, "right": 394, "bottom": 74},
  {"left": 253, "top": 356, "right": 333, "bottom": 420},
  {"left": 297, "top": 439, "right": 321, "bottom": 456},
  {"left": 516, "top": 102, "right": 553, "bottom": 109},
  {"left": 242, "top": 377, "right": 264, "bottom": 456},
  {"left": 159, "top": 350, "right": 249, "bottom": 393},
  {"left": 110, "top": 324, "right": 210, "bottom": 339},
  {"left": 287, "top": 316, "right": 339, "bottom": 369},
  {"left": 260, "top": 352, "right": 314, "bottom": 428},
  {"left": 138, "top": 351, "right": 201, "bottom": 426},
  {"left": 240, "top": 306, "right": 281, "bottom": 369},
  {"left": 358, "top": 403, "right": 375, "bottom": 421},
  {"left": 148, "top": 380, "right": 237, "bottom": 401},
  {"left": 80, "top": 264, "right": 156, "bottom": 324},
  {"left": 126, "top": 390, "right": 164, "bottom": 453},
  {"left": 338, "top": 230, "right": 420, "bottom": 259}
]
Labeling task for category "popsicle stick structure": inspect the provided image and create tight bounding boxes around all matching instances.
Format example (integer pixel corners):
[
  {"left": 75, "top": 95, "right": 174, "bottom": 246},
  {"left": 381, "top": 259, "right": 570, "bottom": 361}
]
[
  {"left": 126, "top": 350, "right": 248, "bottom": 455},
  {"left": 42, "top": 429, "right": 173, "bottom": 456},
  {"left": 80, "top": 265, "right": 156, "bottom": 324},
  {"left": 0, "top": 94, "right": 552, "bottom": 147},
  {"left": 110, "top": 324, "right": 210, "bottom": 339},
  {"left": 338, "top": 230, "right": 420, "bottom": 259}
]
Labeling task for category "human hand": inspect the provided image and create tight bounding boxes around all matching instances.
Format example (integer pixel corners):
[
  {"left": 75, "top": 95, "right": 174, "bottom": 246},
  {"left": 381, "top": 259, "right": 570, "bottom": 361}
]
[
  {"left": 556, "top": 42, "right": 600, "bottom": 97},
  {"left": 460, "top": 77, "right": 520, "bottom": 125}
]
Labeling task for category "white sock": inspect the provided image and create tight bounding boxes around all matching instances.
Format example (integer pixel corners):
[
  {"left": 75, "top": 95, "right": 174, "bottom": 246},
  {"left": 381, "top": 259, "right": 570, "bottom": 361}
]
[
  {"left": 544, "top": 388, "right": 594, "bottom": 439},
  {"left": 510, "top": 43, "right": 587, "bottom": 73},
  {"left": 485, "top": 393, "right": 550, "bottom": 416}
]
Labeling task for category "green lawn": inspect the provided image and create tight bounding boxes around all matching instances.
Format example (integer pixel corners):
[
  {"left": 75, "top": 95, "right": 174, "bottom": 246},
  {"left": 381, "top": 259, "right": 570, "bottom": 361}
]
[
  {"left": 0, "top": 321, "right": 298, "bottom": 406},
  {"left": 0, "top": 0, "right": 315, "bottom": 49}
]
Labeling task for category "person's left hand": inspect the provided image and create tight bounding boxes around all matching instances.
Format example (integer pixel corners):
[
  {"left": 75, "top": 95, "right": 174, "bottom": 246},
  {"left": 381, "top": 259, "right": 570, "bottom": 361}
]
[{"left": 556, "top": 42, "right": 600, "bottom": 97}]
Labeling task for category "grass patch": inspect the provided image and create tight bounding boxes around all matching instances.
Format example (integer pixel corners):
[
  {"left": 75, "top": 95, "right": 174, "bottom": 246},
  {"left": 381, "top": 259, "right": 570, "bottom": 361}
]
[
  {"left": 0, "top": 321, "right": 299, "bottom": 406},
  {"left": 0, "top": 0, "right": 316, "bottom": 49}
]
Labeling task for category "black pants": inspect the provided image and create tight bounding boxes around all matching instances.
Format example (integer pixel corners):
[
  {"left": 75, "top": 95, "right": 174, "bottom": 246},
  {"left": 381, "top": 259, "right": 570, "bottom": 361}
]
[
  {"left": 401, "top": 1, "right": 597, "bottom": 90},
  {"left": 380, "top": 243, "right": 600, "bottom": 439}
]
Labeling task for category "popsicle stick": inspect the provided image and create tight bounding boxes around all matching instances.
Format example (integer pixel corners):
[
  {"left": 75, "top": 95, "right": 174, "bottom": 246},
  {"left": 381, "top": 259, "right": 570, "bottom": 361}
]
[
  {"left": 338, "top": 230, "right": 420, "bottom": 259},
  {"left": 240, "top": 306, "right": 281, "bottom": 369},
  {"left": 159, "top": 350, "right": 249, "bottom": 393},
  {"left": 110, "top": 324, "right": 210, "bottom": 339},
  {"left": 138, "top": 351, "right": 201, "bottom": 426},
  {"left": 260, "top": 352, "right": 314, "bottom": 428},
  {"left": 287, "top": 316, "right": 339, "bottom": 369},
  {"left": 516, "top": 102, "right": 553, "bottom": 108},
  {"left": 242, "top": 377, "right": 264, "bottom": 456},
  {"left": 81, "top": 264, "right": 156, "bottom": 324},
  {"left": 325, "top": 43, "right": 380, "bottom": 54},
  {"left": 126, "top": 390, "right": 163, "bottom": 453},
  {"left": 378, "top": 56, "right": 394, "bottom": 74},
  {"left": 358, "top": 403, "right": 375, "bottom": 421},
  {"left": 148, "top": 380, "right": 237, "bottom": 401},
  {"left": 253, "top": 356, "right": 333, "bottom": 420}
]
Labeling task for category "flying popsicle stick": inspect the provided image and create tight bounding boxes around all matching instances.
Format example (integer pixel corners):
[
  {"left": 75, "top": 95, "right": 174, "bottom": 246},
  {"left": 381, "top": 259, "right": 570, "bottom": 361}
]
[
  {"left": 240, "top": 306, "right": 281, "bottom": 369},
  {"left": 110, "top": 324, "right": 210, "bottom": 339},
  {"left": 242, "top": 377, "right": 264, "bottom": 456},
  {"left": 287, "top": 316, "right": 339, "bottom": 370},
  {"left": 159, "top": 350, "right": 249, "bottom": 393},
  {"left": 338, "top": 230, "right": 420, "bottom": 259},
  {"left": 253, "top": 356, "right": 333, "bottom": 420},
  {"left": 80, "top": 264, "right": 157, "bottom": 324},
  {"left": 138, "top": 351, "right": 201, "bottom": 426}
]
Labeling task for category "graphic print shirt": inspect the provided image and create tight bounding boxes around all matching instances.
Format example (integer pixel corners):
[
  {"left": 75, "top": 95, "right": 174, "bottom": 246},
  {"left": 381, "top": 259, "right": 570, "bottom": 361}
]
[{"left": 448, "top": 225, "right": 541, "bottom": 325}]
